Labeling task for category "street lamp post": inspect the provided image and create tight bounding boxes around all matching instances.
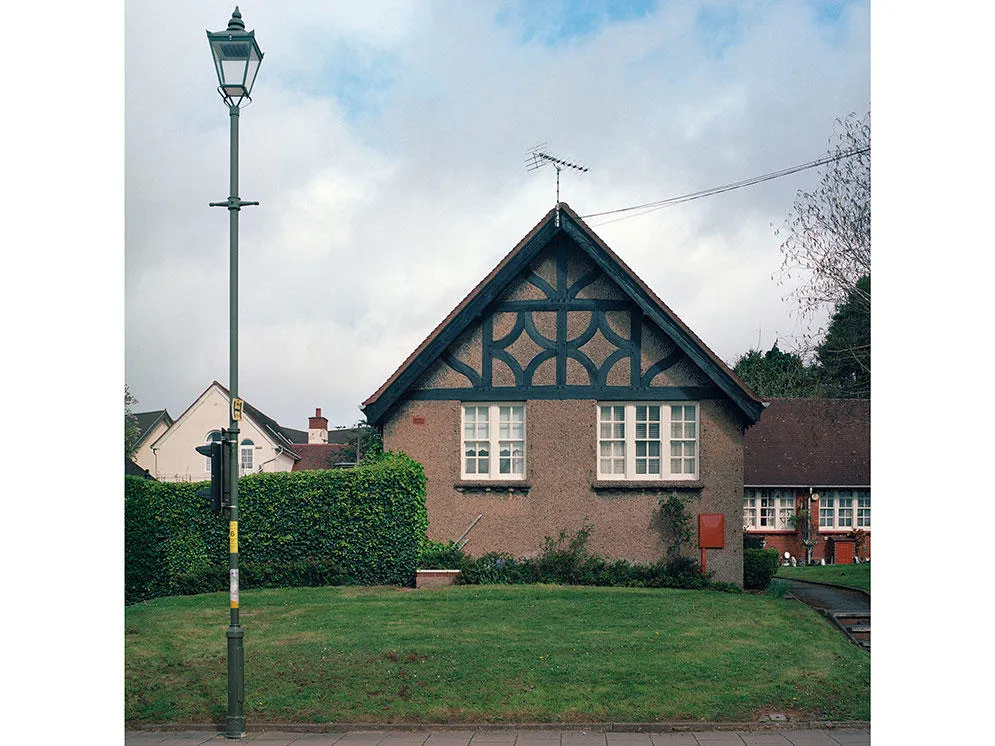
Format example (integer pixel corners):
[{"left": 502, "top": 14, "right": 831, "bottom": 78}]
[{"left": 207, "top": 6, "right": 263, "bottom": 740}]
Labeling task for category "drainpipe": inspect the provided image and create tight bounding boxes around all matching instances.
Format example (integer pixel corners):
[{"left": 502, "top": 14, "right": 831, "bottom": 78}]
[{"left": 256, "top": 445, "right": 284, "bottom": 473}]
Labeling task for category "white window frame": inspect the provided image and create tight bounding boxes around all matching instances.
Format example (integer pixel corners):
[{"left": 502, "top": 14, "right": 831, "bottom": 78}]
[
  {"left": 240, "top": 439, "right": 254, "bottom": 473},
  {"left": 461, "top": 403, "right": 526, "bottom": 480},
  {"left": 596, "top": 402, "right": 698, "bottom": 481},
  {"left": 743, "top": 489, "right": 795, "bottom": 530},
  {"left": 819, "top": 489, "right": 871, "bottom": 531}
]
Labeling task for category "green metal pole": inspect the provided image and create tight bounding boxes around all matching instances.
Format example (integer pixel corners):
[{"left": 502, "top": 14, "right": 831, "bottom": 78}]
[{"left": 225, "top": 101, "right": 245, "bottom": 740}]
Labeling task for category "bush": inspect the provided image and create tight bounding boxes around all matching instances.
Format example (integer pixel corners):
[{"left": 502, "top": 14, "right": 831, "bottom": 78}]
[
  {"left": 743, "top": 548, "right": 780, "bottom": 590},
  {"left": 419, "top": 540, "right": 466, "bottom": 569},
  {"left": 454, "top": 523, "right": 737, "bottom": 592},
  {"left": 125, "top": 451, "right": 427, "bottom": 603}
]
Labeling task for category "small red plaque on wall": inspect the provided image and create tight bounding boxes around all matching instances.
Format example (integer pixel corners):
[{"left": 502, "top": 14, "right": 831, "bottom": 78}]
[
  {"left": 698, "top": 513, "right": 725, "bottom": 549},
  {"left": 412, "top": 415, "right": 426, "bottom": 426}
]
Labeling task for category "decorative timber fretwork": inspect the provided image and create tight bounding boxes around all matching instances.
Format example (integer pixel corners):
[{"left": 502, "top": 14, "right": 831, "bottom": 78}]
[
  {"left": 409, "top": 234, "right": 720, "bottom": 403},
  {"left": 362, "top": 204, "right": 764, "bottom": 426}
]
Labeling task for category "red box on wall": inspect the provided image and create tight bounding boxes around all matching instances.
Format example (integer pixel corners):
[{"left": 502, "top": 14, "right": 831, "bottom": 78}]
[{"left": 698, "top": 513, "right": 725, "bottom": 549}]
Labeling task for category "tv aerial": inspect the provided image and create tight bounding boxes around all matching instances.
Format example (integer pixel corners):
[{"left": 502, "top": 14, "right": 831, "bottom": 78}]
[{"left": 526, "top": 144, "right": 589, "bottom": 226}]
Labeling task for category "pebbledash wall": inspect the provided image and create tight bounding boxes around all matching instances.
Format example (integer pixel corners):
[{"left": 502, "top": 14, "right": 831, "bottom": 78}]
[
  {"left": 384, "top": 398, "right": 747, "bottom": 584},
  {"left": 366, "top": 205, "right": 764, "bottom": 586}
]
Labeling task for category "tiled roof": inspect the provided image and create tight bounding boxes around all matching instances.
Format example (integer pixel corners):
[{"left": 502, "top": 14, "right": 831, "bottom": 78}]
[
  {"left": 291, "top": 443, "right": 355, "bottom": 471},
  {"left": 326, "top": 427, "right": 360, "bottom": 445},
  {"left": 744, "top": 398, "right": 870, "bottom": 487},
  {"left": 133, "top": 409, "right": 172, "bottom": 447}
]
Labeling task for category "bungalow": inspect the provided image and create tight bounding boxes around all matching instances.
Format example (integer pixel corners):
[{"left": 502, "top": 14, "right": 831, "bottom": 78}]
[
  {"left": 362, "top": 204, "right": 764, "bottom": 586},
  {"left": 743, "top": 398, "right": 870, "bottom": 564}
]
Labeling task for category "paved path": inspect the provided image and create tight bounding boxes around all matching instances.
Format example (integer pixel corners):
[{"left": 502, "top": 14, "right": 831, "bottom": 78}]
[
  {"left": 125, "top": 728, "right": 870, "bottom": 746},
  {"left": 780, "top": 580, "right": 869, "bottom": 614}
]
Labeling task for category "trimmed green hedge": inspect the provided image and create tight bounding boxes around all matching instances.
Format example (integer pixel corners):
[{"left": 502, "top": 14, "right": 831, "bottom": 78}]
[
  {"left": 743, "top": 548, "right": 780, "bottom": 590},
  {"left": 125, "top": 452, "right": 426, "bottom": 603}
]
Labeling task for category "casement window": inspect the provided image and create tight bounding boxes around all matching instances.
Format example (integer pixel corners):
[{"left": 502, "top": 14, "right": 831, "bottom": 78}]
[
  {"left": 597, "top": 403, "right": 698, "bottom": 480},
  {"left": 743, "top": 489, "right": 795, "bottom": 530},
  {"left": 240, "top": 439, "right": 254, "bottom": 472},
  {"left": 461, "top": 404, "right": 526, "bottom": 479},
  {"left": 819, "top": 489, "right": 871, "bottom": 530}
]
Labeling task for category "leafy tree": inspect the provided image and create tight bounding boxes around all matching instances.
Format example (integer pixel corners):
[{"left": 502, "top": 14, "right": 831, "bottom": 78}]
[
  {"left": 340, "top": 420, "right": 382, "bottom": 466},
  {"left": 775, "top": 112, "right": 870, "bottom": 340},
  {"left": 125, "top": 385, "right": 140, "bottom": 457},
  {"left": 816, "top": 275, "right": 870, "bottom": 397},
  {"left": 733, "top": 344, "right": 825, "bottom": 398}
]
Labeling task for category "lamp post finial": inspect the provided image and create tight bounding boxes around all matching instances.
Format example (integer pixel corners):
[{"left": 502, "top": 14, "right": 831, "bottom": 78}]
[{"left": 228, "top": 7, "right": 245, "bottom": 32}]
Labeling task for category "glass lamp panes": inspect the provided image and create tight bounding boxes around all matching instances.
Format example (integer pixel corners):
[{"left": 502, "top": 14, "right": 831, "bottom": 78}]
[{"left": 207, "top": 25, "right": 263, "bottom": 103}]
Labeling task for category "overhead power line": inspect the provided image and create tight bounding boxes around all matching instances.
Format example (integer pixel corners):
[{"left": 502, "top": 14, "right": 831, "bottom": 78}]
[{"left": 579, "top": 146, "right": 869, "bottom": 226}]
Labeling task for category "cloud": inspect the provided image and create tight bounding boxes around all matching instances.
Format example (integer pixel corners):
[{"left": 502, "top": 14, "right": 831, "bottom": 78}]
[{"left": 126, "top": 0, "right": 869, "bottom": 428}]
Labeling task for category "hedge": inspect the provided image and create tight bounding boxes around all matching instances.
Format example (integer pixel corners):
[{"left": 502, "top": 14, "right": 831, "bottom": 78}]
[
  {"left": 743, "top": 548, "right": 780, "bottom": 590},
  {"left": 125, "top": 451, "right": 426, "bottom": 603}
]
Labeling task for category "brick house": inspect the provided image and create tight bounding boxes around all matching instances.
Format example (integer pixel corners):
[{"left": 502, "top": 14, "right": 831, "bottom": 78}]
[
  {"left": 362, "top": 204, "right": 764, "bottom": 586},
  {"left": 743, "top": 398, "right": 870, "bottom": 564}
]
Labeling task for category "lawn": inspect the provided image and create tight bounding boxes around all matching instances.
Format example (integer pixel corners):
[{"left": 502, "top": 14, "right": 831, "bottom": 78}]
[
  {"left": 125, "top": 585, "right": 869, "bottom": 726},
  {"left": 776, "top": 563, "right": 870, "bottom": 593}
]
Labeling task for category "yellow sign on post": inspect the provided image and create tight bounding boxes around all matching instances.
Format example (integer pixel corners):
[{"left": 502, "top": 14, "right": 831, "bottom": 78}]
[{"left": 231, "top": 397, "right": 244, "bottom": 421}]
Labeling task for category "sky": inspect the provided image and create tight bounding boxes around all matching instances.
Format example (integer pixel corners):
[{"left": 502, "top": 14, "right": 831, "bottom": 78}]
[{"left": 123, "top": 0, "right": 871, "bottom": 431}]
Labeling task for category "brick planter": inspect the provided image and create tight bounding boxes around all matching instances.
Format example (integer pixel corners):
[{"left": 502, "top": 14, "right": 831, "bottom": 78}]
[{"left": 415, "top": 569, "right": 461, "bottom": 589}]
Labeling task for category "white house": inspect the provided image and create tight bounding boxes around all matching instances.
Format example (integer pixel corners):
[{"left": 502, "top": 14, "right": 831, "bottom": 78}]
[{"left": 144, "top": 381, "right": 309, "bottom": 482}]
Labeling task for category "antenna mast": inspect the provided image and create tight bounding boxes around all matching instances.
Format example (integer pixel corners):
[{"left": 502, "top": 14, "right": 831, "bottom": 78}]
[{"left": 526, "top": 145, "right": 589, "bottom": 226}]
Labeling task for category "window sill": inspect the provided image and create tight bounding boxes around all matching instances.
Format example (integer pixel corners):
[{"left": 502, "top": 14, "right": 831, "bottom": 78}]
[
  {"left": 592, "top": 480, "right": 703, "bottom": 491},
  {"left": 455, "top": 480, "right": 532, "bottom": 493}
]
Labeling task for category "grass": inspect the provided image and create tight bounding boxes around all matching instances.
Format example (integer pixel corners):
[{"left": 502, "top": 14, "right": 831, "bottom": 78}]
[
  {"left": 125, "top": 585, "right": 869, "bottom": 726},
  {"left": 776, "top": 563, "right": 871, "bottom": 593}
]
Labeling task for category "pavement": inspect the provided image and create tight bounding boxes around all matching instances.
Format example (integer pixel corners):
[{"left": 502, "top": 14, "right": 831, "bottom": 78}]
[{"left": 125, "top": 727, "right": 870, "bottom": 746}]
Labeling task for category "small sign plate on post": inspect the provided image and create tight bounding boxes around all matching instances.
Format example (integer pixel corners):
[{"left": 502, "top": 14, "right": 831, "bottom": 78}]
[{"left": 232, "top": 398, "right": 244, "bottom": 421}]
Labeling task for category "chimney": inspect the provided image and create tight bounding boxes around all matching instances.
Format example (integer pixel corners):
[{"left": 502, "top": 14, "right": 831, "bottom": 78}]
[{"left": 308, "top": 407, "right": 328, "bottom": 444}]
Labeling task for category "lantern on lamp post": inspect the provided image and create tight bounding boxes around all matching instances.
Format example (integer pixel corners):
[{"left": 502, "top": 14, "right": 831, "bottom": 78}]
[{"left": 206, "top": 6, "right": 263, "bottom": 740}]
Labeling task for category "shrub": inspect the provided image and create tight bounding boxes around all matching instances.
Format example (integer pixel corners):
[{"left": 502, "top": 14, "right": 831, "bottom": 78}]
[
  {"left": 125, "top": 451, "right": 426, "bottom": 603},
  {"left": 658, "top": 492, "right": 695, "bottom": 559},
  {"left": 419, "top": 540, "right": 466, "bottom": 569},
  {"left": 455, "top": 523, "right": 737, "bottom": 592},
  {"left": 743, "top": 548, "right": 780, "bottom": 590}
]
